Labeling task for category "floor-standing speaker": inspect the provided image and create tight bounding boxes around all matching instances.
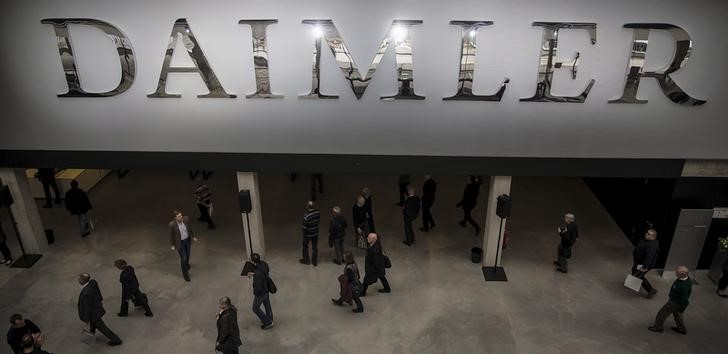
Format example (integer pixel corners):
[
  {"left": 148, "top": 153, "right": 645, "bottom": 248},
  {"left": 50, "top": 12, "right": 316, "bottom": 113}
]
[
  {"left": 238, "top": 190, "right": 252, "bottom": 213},
  {"left": 0, "top": 185, "right": 13, "bottom": 208},
  {"left": 496, "top": 194, "right": 511, "bottom": 218}
]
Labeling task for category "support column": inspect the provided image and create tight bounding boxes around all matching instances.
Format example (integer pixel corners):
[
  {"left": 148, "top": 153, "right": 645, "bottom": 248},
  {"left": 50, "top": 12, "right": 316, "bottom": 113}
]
[
  {"left": 0, "top": 168, "right": 48, "bottom": 254},
  {"left": 236, "top": 172, "right": 266, "bottom": 259},
  {"left": 482, "top": 176, "right": 512, "bottom": 279}
]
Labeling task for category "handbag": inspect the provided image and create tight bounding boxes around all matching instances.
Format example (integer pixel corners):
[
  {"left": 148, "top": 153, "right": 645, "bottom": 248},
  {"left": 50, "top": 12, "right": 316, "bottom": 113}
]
[
  {"left": 132, "top": 292, "right": 148, "bottom": 307},
  {"left": 624, "top": 273, "right": 643, "bottom": 292},
  {"left": 383, "top": 255, "right": 392, "bottom": 269},
  {"left": 266, "top": 276, "right": 277, "bottom": 294}
]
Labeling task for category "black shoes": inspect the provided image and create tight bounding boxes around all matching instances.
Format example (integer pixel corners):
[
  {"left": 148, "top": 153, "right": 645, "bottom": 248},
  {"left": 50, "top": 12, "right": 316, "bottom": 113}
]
[
  {"left": 556, "top": 268, "right": 567, "bottom": 274},
  {"left": 183, "top": 274, "right": 191, "bottom": 282},
  {"left": 352, "top": 309, "right": 364, "bottom": 313},
  {"left": 648, "top": 326, "right": 663, "bottom": 333},
  {"left": 553, "top": 261, "right": 561, "bottom": 267},
  {"left": 402, "top": 241, "right": 412, "bottom": 246},
  {"left": 458, "top": 221, "right": 466, "bottom": 227},
  {"left": 332, "top": 298, "right": 343, "bottom": 306},
  {"left": 108, "top": 340, "right": 122, "bottom": 346},
  {"left": 717, "top": 289, "right": 728, "bottom": 298},
  {"left": 261, "top": 322, "right": 274, "bottom": 330},
  {"left": 144, "top": 312, "right": 154, "bottom": 317},
  {"left": 299, "top": 259, "right": 310, "bottom": 265},
  {"left": 670, "top": 326, "right": 687, "bottom": 335},
  {"left": 378, "top": 289, "right": 391, "bottom": 293},
  {"left": 646, "top": 289, "right": 658, "bottom": 299},
  {"left": 117, "top": 313, "right": 128, "bottom": 317},
  {"left": 81, "top": 231, "right": 91, "bottom": 238}
]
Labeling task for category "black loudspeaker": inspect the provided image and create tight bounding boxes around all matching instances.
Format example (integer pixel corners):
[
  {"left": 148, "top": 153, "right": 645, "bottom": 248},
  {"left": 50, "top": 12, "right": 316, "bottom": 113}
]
[
  {"left": 238, "top": 189, "right": 252, "bottom": 213},
  {"left": 496, "top": 194, "right": 511, "bottom": 218},
  {"left": 0, "top": 185, "right": 13, "bottom": 208}
]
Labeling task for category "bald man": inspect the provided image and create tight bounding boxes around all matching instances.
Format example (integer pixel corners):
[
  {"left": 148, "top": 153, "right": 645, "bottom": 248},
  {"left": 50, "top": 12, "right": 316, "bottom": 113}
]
[
  {"left": 649, "top": 266, "right": 692, "bottom": 334},
  {"left": 361, "top": 233, "right": 391, "bottom": 296}
]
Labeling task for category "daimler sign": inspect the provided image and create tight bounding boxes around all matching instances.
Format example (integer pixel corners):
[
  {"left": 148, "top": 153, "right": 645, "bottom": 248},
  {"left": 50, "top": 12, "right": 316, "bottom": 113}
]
[{"left": 41, "top": 18, "right": 706, "bottom": 105}]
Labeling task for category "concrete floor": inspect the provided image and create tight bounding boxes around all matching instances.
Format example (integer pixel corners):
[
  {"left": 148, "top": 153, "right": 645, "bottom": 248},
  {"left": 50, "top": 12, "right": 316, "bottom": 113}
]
[{"left": 0, "top": 172, "right": 726, "bottom": 354}]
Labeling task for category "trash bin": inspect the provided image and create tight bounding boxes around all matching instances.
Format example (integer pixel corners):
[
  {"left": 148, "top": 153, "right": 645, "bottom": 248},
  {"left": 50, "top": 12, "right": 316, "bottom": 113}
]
[
  {"left": 471, "top": 247, "right": 483, "bottom": 263},
  {"left": 45, "top": 229, "right": 54, "bottom": 245}
]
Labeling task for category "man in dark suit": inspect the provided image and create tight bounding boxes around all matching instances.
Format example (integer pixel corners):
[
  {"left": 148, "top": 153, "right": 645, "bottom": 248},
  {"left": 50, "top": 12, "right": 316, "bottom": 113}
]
[
  {"left": 402, "top": 187, "right": 421, "bottom": 246},
  {"left": 36, "top": 168, "right": 61, "bottom": 208},
  {"left": 632, "top": 229, "right": 660, "bottom": 298},
  {"left": 420, "top": 176, "right": 437, "bottom": 232},
  {"left": 554, "top": 213, "right": 579, "bottom": 273},
  {"left": 169, "top": 210, "right": 197, "bottom": 281},
  {"left": 64, "top": 179, "right": 93, "bottom": 237},
  {"left": 329, "top": 206, "right": 348, "bottom": 265},
  {"left": 362, "top": 233, "right": 391, "bottom": 295},
  {"left": 114, "top": 259, "right": 153, "bottom": 317},
  {"left": 216, "top": 296, "right": 242, "bottom": 354},
  {"left": 247, "top": 253, "right": 274, "bottom": 330},
  {"left": 77, "top": 273, "right": 122, "bottom": 346},
  {"left": 457, "top": 176, "right": 483, "bottom": 235}
]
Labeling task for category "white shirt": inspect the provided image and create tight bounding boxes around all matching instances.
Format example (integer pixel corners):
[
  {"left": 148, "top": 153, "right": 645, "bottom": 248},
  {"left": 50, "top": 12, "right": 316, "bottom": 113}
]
[{"left": 177, "top": 221, "right": 189, "bottom": 240}]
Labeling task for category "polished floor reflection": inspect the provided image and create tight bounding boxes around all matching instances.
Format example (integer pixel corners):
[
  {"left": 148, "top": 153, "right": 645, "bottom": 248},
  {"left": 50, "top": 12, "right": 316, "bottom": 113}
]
[{"left": 0, "top": 172, "right": 725, "bottom": 354}]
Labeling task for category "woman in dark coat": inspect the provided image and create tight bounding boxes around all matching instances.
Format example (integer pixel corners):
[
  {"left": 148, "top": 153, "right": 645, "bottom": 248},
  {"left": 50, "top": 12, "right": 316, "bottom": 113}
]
[
  {"left": 352, "top": 195, "right": 370, "bottom": 249},
  {"left": 216, "top": 297, "right": 242, "bottom": 354},
  {"left": 332, "top": 251, "right": 364, "bottom": 313}
]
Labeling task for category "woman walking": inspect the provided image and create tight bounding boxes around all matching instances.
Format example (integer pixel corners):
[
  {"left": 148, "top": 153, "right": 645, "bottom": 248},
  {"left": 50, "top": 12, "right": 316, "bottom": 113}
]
[
  {"left": 332, "top": 251, "right": 364, "bottom": 313},
  {"left": 216, "top": 296, "right": 243, "bottom": 354}
]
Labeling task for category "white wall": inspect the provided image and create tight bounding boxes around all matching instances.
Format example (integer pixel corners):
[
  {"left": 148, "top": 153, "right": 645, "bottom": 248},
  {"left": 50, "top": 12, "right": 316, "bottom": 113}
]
[{"left": 0, "top": 0, "right": 725, "bottom": 159}]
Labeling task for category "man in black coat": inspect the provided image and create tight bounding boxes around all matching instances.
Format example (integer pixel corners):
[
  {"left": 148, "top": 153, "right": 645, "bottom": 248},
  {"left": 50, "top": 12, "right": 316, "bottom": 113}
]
[
  {"left": 632, "top": 229, "right": 660, "bottom": 298},
  {"left": 77, "top": 273, "right": 122, "bottom": 346},
  {"left": 554, "top": 213, "right": 579, "bottom": 273},
  {"left": 420, "top": 176, "right": 437, "bottom": 232},
  {"left": 114, "top": 259, "right": 153, "bottom": 317},
  {"left": 402, "top": 187, "right": 421, "bottom": 246},
  {"left": 216, "top": 296, "right": 242, "bottom": 354},
  {"left": 64, "top": 180, "right": 93, "bottom": 238},
  {"left": 362, "top": 187, "right": 375, "bottom": 232},
  {"left": 329, "top": 206, "right": 348, "bottom": 265},
  {"left": 457, "top": 176, "right": 483, "bottom": 235},
  {"left": 396, "top": 175, "right": 410, "bottom": 206},
  {"left": 362, "top": 233, "right": 391, "bottom": 295},
  {"left": 36, "top": 168, "right": 61, "bottom": 208},
  {"left": 248, "top": 253, "right": 273, "bottom": 330},
  {"left": 6, "top": 314, "right": 42, "bottom": 353}
]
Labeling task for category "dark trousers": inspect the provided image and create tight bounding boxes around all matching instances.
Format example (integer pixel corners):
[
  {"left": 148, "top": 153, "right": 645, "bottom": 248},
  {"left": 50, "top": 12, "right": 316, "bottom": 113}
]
[
  {"left": 404, "top": 215, "right": 415, "bottom": 243},
  {"left": 652, "top": 300, "right": 686, "bottom": 331},
  {"left": 362, "top": 274, "right": 391, "bottom": 293},
  {"left": 120, "top": 289, "right": 152, "bottom": 315},
  {"left": 178, "top": 238, "right": 192, "bottom": 277},
  {"left": 332, "top": 237, "right": 344, "bottom": 263},
  {"left": 252, "top": 293, "right": 273, "bottom": 325},
  {"left": 189, "top": 171, "right": 211, "bottom": 180},
  {"left": 352, "top": 291, "right": 363, "bottom": 312},
  {"left": 398, "top": 183, "right": 408, "bottom": 204},
  {"left": 302, "top": 236, "right": 318, "bottom": 264},
  {"left": 631, "top": 264, "right": 655, "bottom": 294},
  {"left": 719, "top": 268, "right": 728, "bottom": 291},
  {"left": 89, "top": 318, "right": 121, "bottom": 343},
  {"left": 0, "top": 242, "right": 11, "bottom": 260},
  {"left": 556, "top": 244, "right": 571, "bottom": 272},
  {"left": 196, "top": 203, "right": 215, "bottom": 228},
  {"left": 422, "top": 203, "right": 435, "bottom": 230},
  {"left": 41, "top": 180, "right": 61, "bottom": 205},
  {"left": 222, "top": 348, "right": 239, "bottom": 354},
  {"left": 461, "top": 207, "right": 480, "bottom": 230}
]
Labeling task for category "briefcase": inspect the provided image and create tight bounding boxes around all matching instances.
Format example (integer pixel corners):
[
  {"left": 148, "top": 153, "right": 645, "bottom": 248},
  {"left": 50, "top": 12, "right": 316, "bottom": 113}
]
[
  {"left": 132, "top": 292, "right": 148, "bottom": 307},
  {"left": 623, "top": 273, "right": 643, "bottom": 292}
]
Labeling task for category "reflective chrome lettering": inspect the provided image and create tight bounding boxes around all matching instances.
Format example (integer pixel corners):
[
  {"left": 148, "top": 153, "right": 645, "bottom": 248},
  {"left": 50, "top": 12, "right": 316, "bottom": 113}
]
[
  {"left": 520, "top": 22, "right": 596, "bottom": 103},
  {"left": 299, "top": 19, "right": 424, "bottom": 100},
  {"left": 239, "top": 19, "right": 282, "bottom": 99},
  {"left": 444, "top": 21, "right": 508, "bottom": 101},
  {"left": 148, "top": 18, "right": 235, "bottom": 98},
  {"left": 41, "top": 18, "right": 135, "bottom": 97},
  {"left": 609, "top": 23, "right": 705, "bottom": 105}
]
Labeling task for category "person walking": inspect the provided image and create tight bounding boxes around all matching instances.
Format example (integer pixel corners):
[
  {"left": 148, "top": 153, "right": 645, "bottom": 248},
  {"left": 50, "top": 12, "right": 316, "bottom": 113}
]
[
  {"left": 352, "top": 196, "right": 370, "bottom": 249},
  {"left": 215, "top": 296, "right": 242, "bottom": 354},
  {"left": 717, "top": 255, "right": 728, "bottom": 298},
  {"left": 64, "top": 180, "right": 93, "bottom": 238},
  {"left": 194, "top": 179, "right": 215, "bottom": 230},
  {"left": 300, "top": 201, "right": 321, "bottom": 266},
  {"left": 6, "top": 314, "right": 42, "bottom": 354},
  {"left": 76, "top": 273, "right": 122, "bottom": 346},
  {"left": 396, "top": 175, "right": 410, "bottom": 206},
  {"left": 420, "top": 175, "right": 436, "bottom": 232},
  {"left": 114, "top": 259, "right": 153, "bottom": 317},
  {"left": 554, "top": 213, "right": 579, "bottom": 273},
  {"left": 456, "top": 176, "right": 483, "bottom": 235},
  {"left": 329, "top": 206, "right": 347, "bottom": 265},
  {"left": 247, "top": 253, "right": 274, "bottom": 330},
  {"left": 632, "top": 229, "right": 660, "bottom": 298},
  {"left": 362, "top": 187, "right": 375, "bottom": 232},
  {"left": 36, "top": 168, "right": 61, "bottom": 208},
  {"left": 169, "top": 210, "right": 197, "bottom": 282},
  {"left": 332, "top": 251, "right": 364, "bottom": 313},
  {"left": 0, "top": 220, "right": 12, "bottom": 265},
  {"left": 361, "top": 233, "right": 391, "bottom": 296},
  {"left": 649, "top": 266, "right": 692, "bottom": 334},
  {"left": 310, "top": 173, "right": 324, "bottom": 201},
  {"left": 402, "top": 187, "right": 421, "bottom": 246}
]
